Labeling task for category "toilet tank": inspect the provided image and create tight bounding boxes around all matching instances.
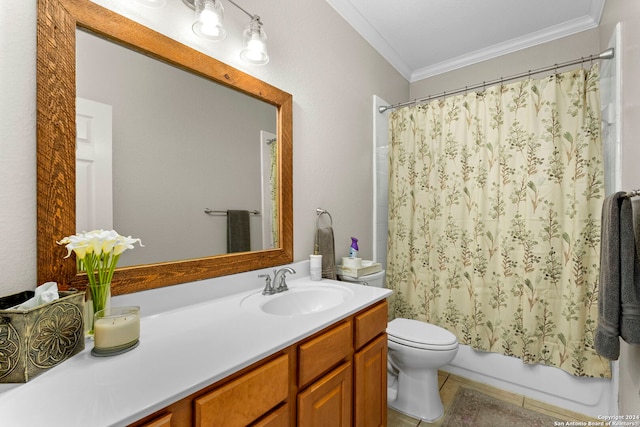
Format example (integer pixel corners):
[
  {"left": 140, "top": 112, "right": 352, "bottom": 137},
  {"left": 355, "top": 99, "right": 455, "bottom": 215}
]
[{"left": 339, "top": 270, "right": 385, "bottom": 288}]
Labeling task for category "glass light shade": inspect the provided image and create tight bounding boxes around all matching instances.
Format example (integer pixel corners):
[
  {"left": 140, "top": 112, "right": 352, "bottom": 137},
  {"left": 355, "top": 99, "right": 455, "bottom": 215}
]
[
  {"left": 240, "top": 18, "right": 269, "bottom": 65},
  {"left": 193, "top": 0, "right": 226, "bottom": 41}
]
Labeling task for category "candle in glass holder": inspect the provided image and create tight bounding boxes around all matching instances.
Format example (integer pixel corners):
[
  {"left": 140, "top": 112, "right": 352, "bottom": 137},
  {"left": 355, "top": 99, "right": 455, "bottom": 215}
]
[{"left": 93, "top": 306, "right": 140, "bottom": 355}]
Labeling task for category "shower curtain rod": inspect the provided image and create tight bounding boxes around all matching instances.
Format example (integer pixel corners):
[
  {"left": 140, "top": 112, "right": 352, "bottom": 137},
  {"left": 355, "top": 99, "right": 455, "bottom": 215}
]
[{"left": 378, "top": 48, "right": 615, "bottom": 113}]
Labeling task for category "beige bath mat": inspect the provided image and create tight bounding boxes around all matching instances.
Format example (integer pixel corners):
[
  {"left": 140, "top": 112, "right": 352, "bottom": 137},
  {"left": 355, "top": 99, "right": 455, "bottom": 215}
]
[{"left": 441, "top": 387, "right": 562, "bottom": 426}]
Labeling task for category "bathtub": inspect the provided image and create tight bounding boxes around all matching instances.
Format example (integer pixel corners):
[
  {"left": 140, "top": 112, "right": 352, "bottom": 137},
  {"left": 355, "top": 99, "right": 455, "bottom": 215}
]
[{"left": 443, "top": 344, "right": 618, "bottom": 418}]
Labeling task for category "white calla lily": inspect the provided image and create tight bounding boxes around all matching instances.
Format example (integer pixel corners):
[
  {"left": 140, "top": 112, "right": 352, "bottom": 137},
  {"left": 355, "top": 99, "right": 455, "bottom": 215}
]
[
  {"left": 57, "top": 229, "right": 143, "bottom": 288},
  {"left": 58, "top": 229, "right": 142, "bottom": 335}
]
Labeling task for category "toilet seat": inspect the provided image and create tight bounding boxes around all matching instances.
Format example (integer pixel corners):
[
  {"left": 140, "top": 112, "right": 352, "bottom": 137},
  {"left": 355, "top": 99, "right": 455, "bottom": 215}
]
[{"left": 387, "top": 318, "right": 458, "bottom": 351}]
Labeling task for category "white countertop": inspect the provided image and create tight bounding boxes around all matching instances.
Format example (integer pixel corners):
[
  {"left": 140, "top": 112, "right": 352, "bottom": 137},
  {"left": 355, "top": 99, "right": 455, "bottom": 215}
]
[{"left": 0, "top": 262, "right": 392, "bottom": 427}]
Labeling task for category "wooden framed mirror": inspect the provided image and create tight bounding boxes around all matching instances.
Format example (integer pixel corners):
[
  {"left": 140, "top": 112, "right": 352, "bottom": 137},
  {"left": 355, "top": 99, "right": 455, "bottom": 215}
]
[{"left": 36, "top": 0, "right": 293, "bottom": 295}]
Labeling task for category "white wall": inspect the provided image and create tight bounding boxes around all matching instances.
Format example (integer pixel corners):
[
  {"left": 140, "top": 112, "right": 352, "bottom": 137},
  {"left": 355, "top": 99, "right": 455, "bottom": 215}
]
[
  {"left": 373, "top": 95, "right": 389, "bottom": 268},
  {"left": 0, "top": 3, "right": 37, "bottom": 296},
  {"left": 0, "top": 0, "right": 409, "bottom": 296},
  {"left": 599, "top": 0, "right": 640, "bottom": 417}
]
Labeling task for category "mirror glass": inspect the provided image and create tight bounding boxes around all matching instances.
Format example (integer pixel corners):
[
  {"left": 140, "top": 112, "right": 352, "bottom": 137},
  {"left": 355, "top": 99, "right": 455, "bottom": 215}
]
[
  {"left": 36, "top": 0, "right": 293, "bottom": 294},
  {"left": 76, "top": 29, "right": 278, "bottom": 267}
]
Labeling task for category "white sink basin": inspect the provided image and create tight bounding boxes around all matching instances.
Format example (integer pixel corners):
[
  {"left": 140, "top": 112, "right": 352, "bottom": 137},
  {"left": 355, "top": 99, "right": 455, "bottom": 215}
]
[{"left": 241, "top": 283, "right": 354, "bottom": 316}]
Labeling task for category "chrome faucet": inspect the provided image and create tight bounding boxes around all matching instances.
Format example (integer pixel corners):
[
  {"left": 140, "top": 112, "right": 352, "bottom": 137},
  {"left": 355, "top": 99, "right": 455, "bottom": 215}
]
[{"left": 273, "top": 267, "right": 296, "bottom": 293}]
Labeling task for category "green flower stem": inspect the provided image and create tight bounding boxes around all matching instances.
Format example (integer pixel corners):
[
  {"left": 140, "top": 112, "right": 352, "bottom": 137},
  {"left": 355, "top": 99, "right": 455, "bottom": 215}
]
[
  {"left": 90, "top": 282, "right": 111, "bottom": 315},
  {"left": 83, "top": 250, "right": 120, "bottom": 325}
]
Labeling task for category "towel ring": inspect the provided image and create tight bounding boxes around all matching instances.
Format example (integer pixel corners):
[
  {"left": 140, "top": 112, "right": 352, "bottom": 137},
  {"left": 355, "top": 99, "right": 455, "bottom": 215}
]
[{"left": 316, "top": 208, "right": 333, "bottom": 229}]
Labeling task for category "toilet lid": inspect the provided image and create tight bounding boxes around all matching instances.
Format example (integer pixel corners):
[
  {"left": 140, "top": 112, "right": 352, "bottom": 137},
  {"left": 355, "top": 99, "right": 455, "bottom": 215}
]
[{"left": 387, "top": 318, "right": 458, "bottom": 348}]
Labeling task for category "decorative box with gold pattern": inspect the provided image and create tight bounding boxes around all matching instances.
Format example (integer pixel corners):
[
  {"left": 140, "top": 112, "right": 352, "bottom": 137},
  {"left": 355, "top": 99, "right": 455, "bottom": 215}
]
[{"left": 0, "top": 290, "right": 85, "bottom": 383}]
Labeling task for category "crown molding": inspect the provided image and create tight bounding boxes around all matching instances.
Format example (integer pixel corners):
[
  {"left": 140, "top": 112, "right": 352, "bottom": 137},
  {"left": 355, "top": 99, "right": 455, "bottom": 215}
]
[
  {"left": 325, "top": 0, "right": 413, "bottom": 81},
  {"left": 410, "top": 14, "right": 601, "bottom": 82},
  {"left": 326, "top": 0, "right": 606, "bottom": 84}
]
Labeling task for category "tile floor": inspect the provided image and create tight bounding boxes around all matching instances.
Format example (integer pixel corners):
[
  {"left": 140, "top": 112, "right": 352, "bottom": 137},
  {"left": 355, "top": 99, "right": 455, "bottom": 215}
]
[{"left": 387, "top": 371, "right": 599, "bottom": 426}]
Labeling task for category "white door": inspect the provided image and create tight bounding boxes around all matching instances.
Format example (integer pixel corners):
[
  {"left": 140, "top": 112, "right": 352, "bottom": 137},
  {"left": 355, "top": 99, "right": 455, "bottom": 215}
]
[{"left": 76, "top": 97, "right": 113, "bottom": 232}]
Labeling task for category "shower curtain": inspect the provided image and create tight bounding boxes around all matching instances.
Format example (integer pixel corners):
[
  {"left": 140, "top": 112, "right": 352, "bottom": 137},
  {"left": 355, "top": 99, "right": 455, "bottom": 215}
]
[
  {"left": 387, "top": 64, "right": 610, "bottom": 378},
  {"left": 269, "top": 139, "right": 279, "bottom": 247}
]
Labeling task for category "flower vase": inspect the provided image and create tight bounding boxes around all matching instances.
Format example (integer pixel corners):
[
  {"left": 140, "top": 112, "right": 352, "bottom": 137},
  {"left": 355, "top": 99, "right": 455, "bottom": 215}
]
[{"left": 85, "top": 283, "right": 111, "bottom": 336}]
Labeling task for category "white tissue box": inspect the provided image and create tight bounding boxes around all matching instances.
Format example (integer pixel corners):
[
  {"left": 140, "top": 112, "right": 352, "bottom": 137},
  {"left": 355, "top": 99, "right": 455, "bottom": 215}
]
[
  {"left": 0, "top": 290, "right": 85, "bottom": 383},
  {"left": 336, "top": 261, "right": 382, "bottom": 278}
]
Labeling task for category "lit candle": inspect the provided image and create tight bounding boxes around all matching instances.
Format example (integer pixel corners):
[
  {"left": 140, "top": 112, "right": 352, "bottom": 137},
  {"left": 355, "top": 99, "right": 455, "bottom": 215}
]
[{"left": 93, "top": 306, "right": 140, "bottom": 351}]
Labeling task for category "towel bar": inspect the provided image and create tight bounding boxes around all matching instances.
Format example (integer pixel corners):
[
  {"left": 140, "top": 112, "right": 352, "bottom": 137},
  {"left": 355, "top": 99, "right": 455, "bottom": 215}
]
[
  {"left": 204, "top": 209, "right": 260, "bottom": 215},
  {"left": 316, "top": 208, "right": 333, "bottom": 227}
]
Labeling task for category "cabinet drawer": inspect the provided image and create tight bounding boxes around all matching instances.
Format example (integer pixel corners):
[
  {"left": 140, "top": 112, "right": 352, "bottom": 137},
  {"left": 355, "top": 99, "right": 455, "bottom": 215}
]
[
  {"left": 138, "top": 413, "right": 172, "bottom": 427},
  {"left": 195, "top": 354, "right": 289, "bottom": 427},
  {"left": 299, "top": 321, "right": 352, "bottom": 388},
  {"left": 251, "top": 404, "right": 289, "bottom": 427},
  {"left": 354, "top": 301, "right": 388, "bottom": 349}
]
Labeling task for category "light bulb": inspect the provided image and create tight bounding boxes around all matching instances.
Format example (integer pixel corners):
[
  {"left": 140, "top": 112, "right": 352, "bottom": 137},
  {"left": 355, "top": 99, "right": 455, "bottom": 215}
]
[
  {"left": 193, "top": 0, "right": 226, "bottom": 41},
  {"left": 240, "top": 17, "right": 269, "bottom": 65},
  {"left": 244, "top": 38, "right": 266, "bottom": 62}
]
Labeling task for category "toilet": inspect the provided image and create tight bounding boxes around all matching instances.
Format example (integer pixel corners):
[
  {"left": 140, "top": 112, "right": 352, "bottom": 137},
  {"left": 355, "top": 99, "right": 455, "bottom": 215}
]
[{"left": 339, "top": 270, "right": 459, "bottom": 422}]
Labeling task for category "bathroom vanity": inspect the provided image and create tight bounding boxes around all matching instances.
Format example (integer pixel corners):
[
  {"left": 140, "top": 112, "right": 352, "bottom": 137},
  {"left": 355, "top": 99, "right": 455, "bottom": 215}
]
[
  {"left": 131, "top": 298, "right": 388, "bottom": 427},
  {"left": 0, "top": 267, "right": 392, "bottom": 426}
]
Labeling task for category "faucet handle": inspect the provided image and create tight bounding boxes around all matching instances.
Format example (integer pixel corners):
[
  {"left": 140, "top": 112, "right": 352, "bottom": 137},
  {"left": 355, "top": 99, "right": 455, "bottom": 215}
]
[
  {"left": 275, "top": 267, "right": 295, "bottom": 293},
  {"left": 259, "top": 274, "right": 275, "bottom": 295}
]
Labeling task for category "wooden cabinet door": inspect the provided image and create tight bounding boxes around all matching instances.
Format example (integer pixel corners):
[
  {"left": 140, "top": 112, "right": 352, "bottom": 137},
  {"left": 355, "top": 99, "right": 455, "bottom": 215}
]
[
  {"left": 298, "top": 362, "right": 352, "bottom": 427},
  {"left": 354, "top": 334, "right": 387, "bottom": 427}
]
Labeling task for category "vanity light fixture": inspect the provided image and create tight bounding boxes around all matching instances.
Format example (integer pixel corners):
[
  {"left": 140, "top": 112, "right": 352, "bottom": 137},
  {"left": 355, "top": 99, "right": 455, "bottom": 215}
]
[
  {"left": 182, "top": 0, "right": 269, "bottom": 65},
  {"left": 133, "top": 0, "right": 167, "bottom": 7}
]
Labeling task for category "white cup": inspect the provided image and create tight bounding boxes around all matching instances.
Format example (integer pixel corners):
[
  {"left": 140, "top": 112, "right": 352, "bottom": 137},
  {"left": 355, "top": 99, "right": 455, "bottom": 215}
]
[{"left": 310, "top": 254, "right": 322, "bottom": 281}]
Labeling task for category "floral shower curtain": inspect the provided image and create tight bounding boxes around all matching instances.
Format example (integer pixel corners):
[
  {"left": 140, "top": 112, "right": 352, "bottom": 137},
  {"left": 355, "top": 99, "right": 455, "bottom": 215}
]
[{"left": 387, "top": 64, "right": 610, "bottom": 378}]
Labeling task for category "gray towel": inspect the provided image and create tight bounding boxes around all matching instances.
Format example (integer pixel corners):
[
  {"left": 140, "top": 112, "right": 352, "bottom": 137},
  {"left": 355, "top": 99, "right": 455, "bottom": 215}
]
[
  {"left": 315, "top": 227, "right": 337, "bottom": 280},
  {"left": 227, "top": 210, "right": 251, "bottom": 253},
  {"left": 594, "top": 192, "right": 640, "bottom": 360},
  {"left": 622, "top": 198, "right": 640, "bottom": 344}
]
